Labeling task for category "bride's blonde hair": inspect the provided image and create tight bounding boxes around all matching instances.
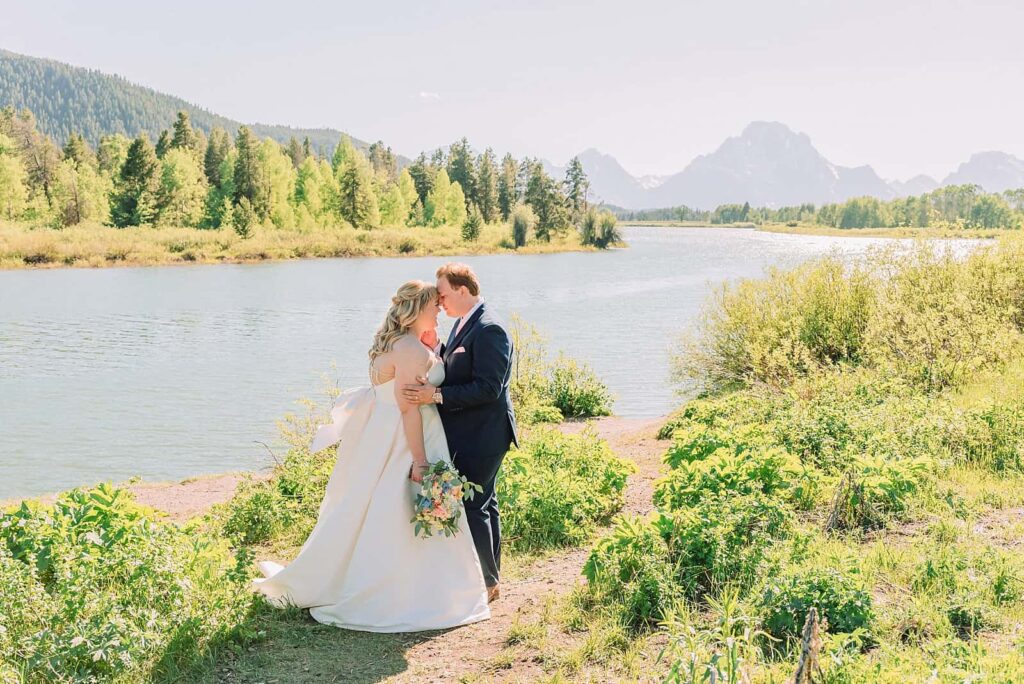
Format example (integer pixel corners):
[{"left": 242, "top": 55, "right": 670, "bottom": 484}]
[{"left": 368, "top": 280, "right": 438, "bottom": 363}]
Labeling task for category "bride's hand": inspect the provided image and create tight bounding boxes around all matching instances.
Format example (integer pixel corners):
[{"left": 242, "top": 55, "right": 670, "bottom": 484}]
[
  {"left": 420, "top": 328, "right": 439, "bottom": 349},
  {"left": 409, "top": 461, "right": 429, "bottom": 483}
]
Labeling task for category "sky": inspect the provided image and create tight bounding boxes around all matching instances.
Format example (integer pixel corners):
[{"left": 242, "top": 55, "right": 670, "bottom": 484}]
[{"left": 3, "top": 0, "right": 1023, "bottom": 181}]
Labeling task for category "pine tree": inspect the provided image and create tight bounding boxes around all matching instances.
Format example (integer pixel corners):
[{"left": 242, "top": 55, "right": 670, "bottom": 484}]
[
  {"left": 563, "top": 157, "right": 589, "bottom": 222},
  {"left": 261, "top": 140, "right": 296, "bottom": 228},
  {"left": 170, "top": 111, "right": 198, "bottom": 152},
  {"left": 203, "top": 128, "right": 231, "bottom": 188},
  {"left": 62, "top": 132, "right": 96, "bottom": 169},
  {"left": 302, "top": 137, "right": 313, "bottom": 160},
  {"left": 446, "top": 138, "right": 476, "bottom": 209},
  {"left": 524, "top": 161, "right": 567, "bottom": 240},
  {"left": 155, "top": 129, "right": 171, "bottom": 158},
  {"left": 462, "top": 207, "right": 482, "bottom": 241},
  {"left": 287, "top": 136, "right": 304, "bottom": 169},
  {"left": 110, "top": 135, "right": 160, "bottom": 227},
  {"left": 367, "top": 141, "right": 397, "bottom": 183},
  {"left": 336, "top": 150, "right": 380, "bottom": 229},
  {"left": 407, "top": 152, "right": 435, "bottom": 205},
  {"left": 476, "top": 149, "right": 498, "bottom": 223},
  {"left": 497, "top": 153, "right": 519, "bottom": 221},
  {"left": 233, "top": 126, "right": 270, "bottom": 221}
]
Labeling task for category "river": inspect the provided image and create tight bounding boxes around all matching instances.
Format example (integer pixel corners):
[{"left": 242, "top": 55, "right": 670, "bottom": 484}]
[{"left": 0, "top": 226, "right": 942, "bottom": 498}]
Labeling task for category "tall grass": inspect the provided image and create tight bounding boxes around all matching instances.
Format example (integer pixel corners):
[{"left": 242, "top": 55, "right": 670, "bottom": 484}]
[{"left": 0, "top": 219, "right": 588, "bottom": 269}]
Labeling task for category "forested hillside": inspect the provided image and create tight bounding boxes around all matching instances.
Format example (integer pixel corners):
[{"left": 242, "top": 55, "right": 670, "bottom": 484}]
[{"left": 0, "top": 49, "right": 364, "bottom": 157}]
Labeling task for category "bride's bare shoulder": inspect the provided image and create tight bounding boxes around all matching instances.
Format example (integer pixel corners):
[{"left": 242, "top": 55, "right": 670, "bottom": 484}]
[{"left": 392, "top": 333, "right": 430, "bottom": 359}]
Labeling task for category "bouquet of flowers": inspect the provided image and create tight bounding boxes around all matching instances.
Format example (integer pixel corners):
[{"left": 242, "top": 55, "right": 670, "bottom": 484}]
[{"left": 411, "top": 460, "right": 482, "bottom": 538}]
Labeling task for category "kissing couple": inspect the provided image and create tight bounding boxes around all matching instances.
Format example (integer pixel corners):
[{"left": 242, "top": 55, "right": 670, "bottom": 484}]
[{"left": 255, "top": 262, "right": 518, "bottom": 632}]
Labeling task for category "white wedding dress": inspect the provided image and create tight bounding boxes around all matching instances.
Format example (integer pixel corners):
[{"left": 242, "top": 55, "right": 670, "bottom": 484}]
[{"left": 254, "top": 360, "right": 490, "bottom": 632}]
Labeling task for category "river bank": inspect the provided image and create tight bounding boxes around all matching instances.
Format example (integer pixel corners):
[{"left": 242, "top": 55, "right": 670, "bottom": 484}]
[
  {"left": 623, "top": 219, "right": 1009, "bottom": 239},
  {"left": 0, "top": 220, "right": 590, "bottom": 270}
]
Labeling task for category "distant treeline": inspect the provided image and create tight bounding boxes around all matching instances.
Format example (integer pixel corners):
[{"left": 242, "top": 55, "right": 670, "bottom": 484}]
[
  {"left": 0, "top": 107, "right": 619, "bottom": 248},
  {"left": 615, "top": 184, "right": 1024, "bottom": 230}
]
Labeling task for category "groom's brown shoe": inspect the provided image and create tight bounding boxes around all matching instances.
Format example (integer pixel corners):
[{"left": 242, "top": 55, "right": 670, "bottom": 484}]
[{"left": 487, "top": 584, "right": 500, "bottom": 603}]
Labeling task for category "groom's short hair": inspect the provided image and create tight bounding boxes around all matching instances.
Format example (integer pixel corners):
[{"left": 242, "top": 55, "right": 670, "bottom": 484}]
[{"left": 436, "top": 262, "right": 480, "bottom": 296}]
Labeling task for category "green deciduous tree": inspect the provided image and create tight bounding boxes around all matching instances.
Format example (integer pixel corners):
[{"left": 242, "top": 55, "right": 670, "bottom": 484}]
[
  {"left": 426, "top": 169, "right": 451, "bottom": 226},
  {"left": 447, "top": 181, "right": 468, "bottom": 228},
  {"left": 50, "top": 158, "right": 110, "bottom": 227},
  {"left": 97, "top": 134, "right": 130, "bottom": 175},
  {"left": 156, "top": 148, "right": 207, "bottom": 227},
  {"left": 0, "top": 133, "right": 28, "bottom": 220}
]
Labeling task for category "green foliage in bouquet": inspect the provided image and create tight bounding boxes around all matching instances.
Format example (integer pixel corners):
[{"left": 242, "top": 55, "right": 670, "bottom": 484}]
[{"left": 411, "top": 460, "right": 482, "bottom": 538}]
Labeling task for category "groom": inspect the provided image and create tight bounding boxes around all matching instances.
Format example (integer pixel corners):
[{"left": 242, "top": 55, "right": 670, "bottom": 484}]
[{"left": 403, "top": 262, "right": 518, "bottom": 603}]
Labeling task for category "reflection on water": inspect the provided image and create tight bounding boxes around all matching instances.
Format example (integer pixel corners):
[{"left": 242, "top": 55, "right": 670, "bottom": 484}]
[{"left": 0, "top": 226, "right": 959, "bottom": 498}]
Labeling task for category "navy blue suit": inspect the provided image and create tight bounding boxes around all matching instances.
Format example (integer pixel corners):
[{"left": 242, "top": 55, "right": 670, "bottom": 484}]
[{"left": 438, "top": 302, "right": 518, "bottom": 587}]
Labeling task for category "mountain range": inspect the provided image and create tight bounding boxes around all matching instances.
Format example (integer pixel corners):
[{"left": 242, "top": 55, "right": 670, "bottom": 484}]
[
  {"left": 2, "top": 48, "right": 1022, "bottom": 210},
  {"left": 545, "top": 124, "right": 1024, "bottom": 210}
]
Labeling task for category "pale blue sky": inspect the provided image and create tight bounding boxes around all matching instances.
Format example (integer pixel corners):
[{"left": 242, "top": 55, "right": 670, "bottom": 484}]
[{"left": 3, "top": 0, "right": 1022, "bottom": 180}]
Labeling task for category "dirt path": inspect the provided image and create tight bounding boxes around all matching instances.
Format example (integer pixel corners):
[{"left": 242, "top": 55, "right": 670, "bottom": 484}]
[{"left": 210, "top": 416, "right": 668, "bottom": 684}]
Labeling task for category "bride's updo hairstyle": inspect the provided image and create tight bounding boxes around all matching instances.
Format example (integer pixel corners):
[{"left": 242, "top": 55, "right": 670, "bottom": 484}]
[{"left": 368, "top": 280, "right": 438, "bottom": 362}]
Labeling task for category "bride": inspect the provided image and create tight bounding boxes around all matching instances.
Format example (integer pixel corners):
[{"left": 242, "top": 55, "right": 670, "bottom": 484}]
[{"left": 254, "top": 280, "right": 490, "bottom": 632}]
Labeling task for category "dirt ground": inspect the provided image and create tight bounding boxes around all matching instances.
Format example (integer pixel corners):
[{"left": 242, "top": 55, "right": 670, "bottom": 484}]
[{"left": 192, "top": 416, "right": 668, "bottom": 683}]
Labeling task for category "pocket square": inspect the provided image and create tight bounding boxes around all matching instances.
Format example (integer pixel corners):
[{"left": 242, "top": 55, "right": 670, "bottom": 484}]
[{"left": 452, "top": 346, "right": 466, "bottom": 354}]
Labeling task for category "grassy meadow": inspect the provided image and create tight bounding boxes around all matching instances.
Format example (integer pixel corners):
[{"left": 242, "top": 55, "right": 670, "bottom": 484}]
[{"left": 0, "top": 220, "right": 590, "bottom": 270}]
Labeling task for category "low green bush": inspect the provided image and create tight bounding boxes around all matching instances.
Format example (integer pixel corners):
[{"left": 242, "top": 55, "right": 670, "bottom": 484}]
[
  {"left": 546, "top": 355, "right": 613, "bottom": 419},
  {"left": 654, "top": 447, "right": 818, "bottom": 511},
  {"left": 825, "top": 456, "right": 932, "bottom": 531},
  {"left": 657, "top": 492, "right": 793, "bottom": 598},
  {"left": 498, "top": 427, "right": 635, "bottom": 552},
  {"left": 582, "top": 515, "right": 681, "bottom": 629},
  {"left": 0, "top": 484, "right": 256, "bottom": 682},
  {"left": 758, "top": 566, "right": 874, "bottom": 647}
]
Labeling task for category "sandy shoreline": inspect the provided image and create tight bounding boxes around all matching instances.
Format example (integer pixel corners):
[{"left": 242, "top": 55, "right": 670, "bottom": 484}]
[{"left": 4, "top": 417, "right": 664, "bottom": 524}]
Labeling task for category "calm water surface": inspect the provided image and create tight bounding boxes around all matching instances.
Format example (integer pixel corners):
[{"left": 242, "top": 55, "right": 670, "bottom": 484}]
[{"left": 0, "top": 227, "right": 942, "bottom": 498}]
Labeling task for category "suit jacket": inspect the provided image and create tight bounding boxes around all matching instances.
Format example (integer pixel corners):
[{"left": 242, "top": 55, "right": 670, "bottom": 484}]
[{"left": 438, "top": 302, "right": 519, "bottom": 461}]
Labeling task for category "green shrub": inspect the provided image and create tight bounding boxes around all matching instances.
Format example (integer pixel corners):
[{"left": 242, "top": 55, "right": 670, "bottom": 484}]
[
  {"left": 663, "top": 422, "right": 768, "bottom": 468},
  {"left": 217, "top": 478, "right": 292, "bottom": 545},
  {"left": 546, "top": 354, "right": 613, "bottom": 419},
  {"left": 825, "top": 456, "right": 931, "bottom": 531},
  {"left": 498, "top": 428, "right": 635, "bottom": 552},
  {"left": 582, "top": 515, "right": 681, "bottom": 629},
  {"left": 758, "top": 567, "right": 874, "bottom": 647},
  {"left": 657, "top": 492, "right": 793, "bottom": 598},
  {"left": 676, "top": 256, "right": 876, "bottom": 390},
  {"left": 0, "top": 484, "right": 256, "bottom": 682},
  {"left": 654, "top": 447, "right": 818, "bottom": 511},
  {"left": 956, "top": 403, "right": 1024, "bottom": 472}
]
